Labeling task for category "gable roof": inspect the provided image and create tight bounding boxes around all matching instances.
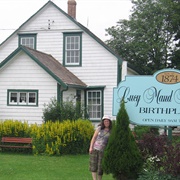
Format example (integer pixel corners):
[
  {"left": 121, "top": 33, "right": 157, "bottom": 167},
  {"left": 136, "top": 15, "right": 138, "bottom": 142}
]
[
  {"left": 0, "top": 46, "right": 87, "bottom": 89},
  {"left": 0, "top": 0, "right": 123, "bottom": 64},
  {"left": 0, "top": 0, "right": 141, "bottom": 75}
]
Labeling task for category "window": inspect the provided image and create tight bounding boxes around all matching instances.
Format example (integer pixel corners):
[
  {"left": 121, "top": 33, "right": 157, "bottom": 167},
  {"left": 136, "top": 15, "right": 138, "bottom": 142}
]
[
  {"left": 8, "top": 90, "right": 38, "bottom": 106},
  {"left": 87, "top": 90, "right": 103, "bottom": 120},
  {"left": 63, "top": 32, "right": 82, "bottom": 66},
  {"left": 18, "top": 34, "right": 37, "bottom": 49}
]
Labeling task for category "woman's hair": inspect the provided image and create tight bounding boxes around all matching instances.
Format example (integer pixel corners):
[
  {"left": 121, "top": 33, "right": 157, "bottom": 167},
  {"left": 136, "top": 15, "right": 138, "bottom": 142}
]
[{"left": 100, "top": 119, "right": 112, "bottom": 130}]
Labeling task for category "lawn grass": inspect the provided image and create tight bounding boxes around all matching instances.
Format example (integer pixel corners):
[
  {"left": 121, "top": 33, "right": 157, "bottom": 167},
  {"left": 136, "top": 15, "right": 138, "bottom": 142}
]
[{"left": 0, "top": 153, "right": 113, "bottom": 180}]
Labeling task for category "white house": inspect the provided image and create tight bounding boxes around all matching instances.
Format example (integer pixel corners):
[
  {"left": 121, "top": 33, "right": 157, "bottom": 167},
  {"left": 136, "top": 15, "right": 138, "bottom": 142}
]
[{"left": 0, "top": 0, "right": 138, "bottom": 124}]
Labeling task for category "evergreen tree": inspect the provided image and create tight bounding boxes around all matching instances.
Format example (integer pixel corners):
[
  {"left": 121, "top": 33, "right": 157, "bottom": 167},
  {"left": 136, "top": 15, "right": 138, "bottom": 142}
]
[{"left": 102, "top": 100, "right": 143, "bottom": 180}]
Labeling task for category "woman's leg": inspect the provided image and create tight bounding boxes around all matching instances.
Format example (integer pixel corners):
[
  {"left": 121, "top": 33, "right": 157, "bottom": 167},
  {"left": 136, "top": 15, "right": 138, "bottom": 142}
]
[
  {"left": 89, "top": 150, "right": 98, "bottom": 180},
  {"left": 98, "top": 175, "right": 102, "bottom": 180},
  {"left": 92, "top": 172, "right": 97, "bottom": 180},
  {"left": 97, "top": 151, "right": 103, "bottom": 180}
]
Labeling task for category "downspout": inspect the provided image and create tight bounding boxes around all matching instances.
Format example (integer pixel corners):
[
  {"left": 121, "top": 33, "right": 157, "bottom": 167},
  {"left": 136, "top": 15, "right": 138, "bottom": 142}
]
[
  {"left": 60, "top": 87, "right": 68, "bottom": 104},
  {"left": 57, "top": 83, "right": 68, "bottom": 104}
]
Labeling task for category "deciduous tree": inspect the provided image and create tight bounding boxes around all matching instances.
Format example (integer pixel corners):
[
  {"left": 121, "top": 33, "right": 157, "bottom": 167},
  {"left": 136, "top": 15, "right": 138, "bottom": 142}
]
[{"left": 105, "top": 0, "right": 180, "bottom": 75}]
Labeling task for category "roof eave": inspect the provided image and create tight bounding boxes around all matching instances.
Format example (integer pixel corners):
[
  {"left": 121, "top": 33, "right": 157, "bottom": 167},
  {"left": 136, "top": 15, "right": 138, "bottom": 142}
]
[
  {"left": 0, "top": 1, "right": 122, "bottom": 64},
  {"left": 67, "top": 84, "right": 87, "bottom": 89},
  {"left": 21, "top": 46, "right": 68, "bottom": 88}
]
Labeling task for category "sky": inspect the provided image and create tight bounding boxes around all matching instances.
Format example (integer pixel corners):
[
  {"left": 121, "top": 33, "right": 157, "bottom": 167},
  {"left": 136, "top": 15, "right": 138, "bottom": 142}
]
[{"left": 0, "top": 0, "right": 133, "bottom": 44}]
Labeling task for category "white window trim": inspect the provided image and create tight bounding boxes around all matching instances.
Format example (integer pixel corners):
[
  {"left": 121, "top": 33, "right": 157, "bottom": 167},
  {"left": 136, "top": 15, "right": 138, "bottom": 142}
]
[
  {"left": 8, "top": 90, "right": 38, "bottom": 106},
  {"left": 18, "top": 34, "right": 37, "bottom": 49},
  {"left": 87, "top": 90, "right": 102, "bottom": 120},
  {"left": 65, "top": 36, "right": 80, "bottom": 65},
  {"left": 20, "top": 37, "right": 35, "bottom": 49}
]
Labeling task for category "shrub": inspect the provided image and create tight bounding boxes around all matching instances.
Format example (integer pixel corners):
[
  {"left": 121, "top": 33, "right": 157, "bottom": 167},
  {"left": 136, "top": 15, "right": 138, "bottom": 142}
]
[
  {"left": 0, "top": 120, "right": 32, "bottom": 153},
  {"left": 137, "top": 133, "right": 169, "bottom": 158},
  {"left": 137, "top": 133, "right": 180, "bottom": 178},
  {"left": 31, "top": 119, "right": 94, "bottom": 155},
  {"left": 42, "top": 98, "right": 86, "bottom": 123},
  {"left": 134, "top": 125, "right": 159, "bottom": 140},
  {"left": 0, "top": 120, "right": 31, "bottom": 138},
  {"left": 172, "top": 135, "right": 180, "bottom": 145},
  {"left": 42, "top": 98, "right": 61, "bottom": 123},
  {"left": 103, "top": 100, "right": 143, "bottom": 180},
  {"left": 0, "top": 119, "right": 94, "bottom": 155},
  {"left": 160, "top": 143, "right": 180, "bottom": 177},
  {"left": 138, "top": 170, "right": 177, "bottom": 180},
  {"left": 138, "top": 154, "right": 178, "bottom": 180}
]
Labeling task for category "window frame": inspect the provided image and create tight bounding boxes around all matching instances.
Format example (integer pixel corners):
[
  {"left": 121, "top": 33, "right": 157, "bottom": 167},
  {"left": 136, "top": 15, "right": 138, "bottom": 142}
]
[
  {"left": 86, "top": 88, "right": 104, "bottom": 121},
  {"left": 63, "top": 32, "right": 82, "bottom": 67},
  {"left": 18, "top": 34, "right": 37, "bottom": 49},
  {"left": 7, "top": 90, "right": 38, "bottom": 106}
]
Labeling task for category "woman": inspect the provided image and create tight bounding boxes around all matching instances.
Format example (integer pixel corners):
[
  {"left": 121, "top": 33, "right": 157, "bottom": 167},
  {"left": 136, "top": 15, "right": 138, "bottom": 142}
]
[{"left": 89, "top": 115, "right": 112, "bottom": 180}]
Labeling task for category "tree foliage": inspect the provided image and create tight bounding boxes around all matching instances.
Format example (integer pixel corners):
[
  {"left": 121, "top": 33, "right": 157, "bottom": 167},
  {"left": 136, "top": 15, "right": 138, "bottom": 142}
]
[
  {"left": 102, "top": 100, "right": 143, "bottom": 180},
  {"left": 170, "top": 0, "right": 180, "bottom": 69},
  {"left": 105, "top": 0, "right": 180, "bottom": 75}
]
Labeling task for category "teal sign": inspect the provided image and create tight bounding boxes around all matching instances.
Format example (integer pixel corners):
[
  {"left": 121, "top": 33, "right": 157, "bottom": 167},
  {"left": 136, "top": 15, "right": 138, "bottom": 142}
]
[{"left": 113, "top": 69, "right": 180, "bottom": 126}]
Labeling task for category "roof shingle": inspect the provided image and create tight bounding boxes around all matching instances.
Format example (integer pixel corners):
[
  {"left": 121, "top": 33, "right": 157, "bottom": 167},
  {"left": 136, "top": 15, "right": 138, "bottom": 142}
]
[{"left": 23, "top": 46, "right": 86, "bottom": 88}]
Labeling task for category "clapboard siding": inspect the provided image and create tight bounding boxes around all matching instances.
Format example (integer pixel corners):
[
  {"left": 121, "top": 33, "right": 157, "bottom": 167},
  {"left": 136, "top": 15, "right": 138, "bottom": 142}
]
[
  {"left": 0, "top": 1, "right": 138, "bottom": 124},
  {"left": 0, "top": 53, "right": 57, "bottom": 123},
  {"left": 68, "top": 33, "right": 118, "bottom": 86},
  {"left": 0, "top": 4, "right": 79, "bottom": 63},
  {"left": 0, "top": 36, "right": 19, "bottom": 62},
  {"left": 63, "top": 88, "right": 76, "bottom": 102},
  {"left": 21, "top": 5, "right": 78, "bottom": 32},
  {"left": 36, "top": 31, "right": 64, "bottom": 62}
]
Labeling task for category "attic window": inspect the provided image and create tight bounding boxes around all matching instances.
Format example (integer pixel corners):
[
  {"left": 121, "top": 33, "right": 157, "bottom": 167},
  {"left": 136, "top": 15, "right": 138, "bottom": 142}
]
[
  {"left": 18, "top": 34, "right": 37, "bottom": 49},
  {"left": 63, "top": 32, "right": 82, "bottom": 66},
  {"left": 7, "top": 90, "right": 38, "bottom": 106}
]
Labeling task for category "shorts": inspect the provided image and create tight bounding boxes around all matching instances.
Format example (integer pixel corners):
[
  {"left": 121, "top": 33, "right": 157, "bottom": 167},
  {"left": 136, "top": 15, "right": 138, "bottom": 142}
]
[{"left": 89, "top": 149, "right": 104, "bottom": 175}]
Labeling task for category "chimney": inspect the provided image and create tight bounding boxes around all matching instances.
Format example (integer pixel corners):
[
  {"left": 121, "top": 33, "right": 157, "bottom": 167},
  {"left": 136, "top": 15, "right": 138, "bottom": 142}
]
[{"left": 68, "top": 0, "right": 76, "bottom": 19}]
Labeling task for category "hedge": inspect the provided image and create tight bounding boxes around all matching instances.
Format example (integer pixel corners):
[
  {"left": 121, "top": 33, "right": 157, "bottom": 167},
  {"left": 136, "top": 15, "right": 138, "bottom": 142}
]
[{"left": 0, "top": 119, "right": 94, "bottom": 155}]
